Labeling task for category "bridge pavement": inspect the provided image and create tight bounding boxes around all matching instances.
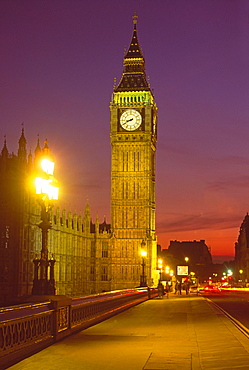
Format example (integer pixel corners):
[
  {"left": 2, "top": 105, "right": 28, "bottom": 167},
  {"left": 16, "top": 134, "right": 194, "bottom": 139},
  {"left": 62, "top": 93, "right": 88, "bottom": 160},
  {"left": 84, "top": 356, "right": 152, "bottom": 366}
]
[{"left": 7, "top": 294, "right": 249, "bottom": 370}]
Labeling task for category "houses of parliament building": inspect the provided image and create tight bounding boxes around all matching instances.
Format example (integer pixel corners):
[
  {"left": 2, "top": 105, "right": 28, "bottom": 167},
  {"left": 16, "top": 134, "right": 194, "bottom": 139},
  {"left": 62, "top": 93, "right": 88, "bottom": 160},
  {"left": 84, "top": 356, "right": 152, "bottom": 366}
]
[{"left": 0, "top": 16, "right": 158, "bottom": 306}]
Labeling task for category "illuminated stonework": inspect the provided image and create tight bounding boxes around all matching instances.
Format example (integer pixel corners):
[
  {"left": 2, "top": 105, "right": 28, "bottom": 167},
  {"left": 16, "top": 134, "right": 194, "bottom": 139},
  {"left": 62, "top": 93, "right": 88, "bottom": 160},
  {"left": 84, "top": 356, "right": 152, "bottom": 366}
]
[
  {"left": 110, "top": 15, "right": 158, "bottom": 289},
  {"left": 112, "top": 91, "right": 155, "bottom": 106}
]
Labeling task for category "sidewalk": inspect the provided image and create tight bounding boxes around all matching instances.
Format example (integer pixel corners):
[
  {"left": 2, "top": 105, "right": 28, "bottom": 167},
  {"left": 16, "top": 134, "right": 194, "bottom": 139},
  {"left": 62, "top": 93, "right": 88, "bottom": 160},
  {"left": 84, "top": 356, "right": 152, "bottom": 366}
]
[{"left": 8, "top": 293, "right": 249, "bottom": 370}]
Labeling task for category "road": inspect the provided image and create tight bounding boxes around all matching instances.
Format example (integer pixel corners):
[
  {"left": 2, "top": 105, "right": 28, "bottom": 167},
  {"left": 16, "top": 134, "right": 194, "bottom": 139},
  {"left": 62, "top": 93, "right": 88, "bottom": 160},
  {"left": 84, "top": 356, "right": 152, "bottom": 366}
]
[{"left": 202, "top": 290, "right": 249, "bottom": 330}]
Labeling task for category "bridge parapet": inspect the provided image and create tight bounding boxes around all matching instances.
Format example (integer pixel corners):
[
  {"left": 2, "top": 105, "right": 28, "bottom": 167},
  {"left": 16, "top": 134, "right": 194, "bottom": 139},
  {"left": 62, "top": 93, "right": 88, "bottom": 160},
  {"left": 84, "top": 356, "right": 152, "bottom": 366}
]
[{"left": 0, "top": 287, "right": 157, "bottom": 369}]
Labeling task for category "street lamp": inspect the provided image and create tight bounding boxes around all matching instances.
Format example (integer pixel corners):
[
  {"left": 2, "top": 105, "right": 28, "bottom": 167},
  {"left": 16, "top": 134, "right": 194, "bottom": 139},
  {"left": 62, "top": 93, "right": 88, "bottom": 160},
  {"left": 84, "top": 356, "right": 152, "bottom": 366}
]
[
  {"left": 140, "top": 240, "right": 147, "bottom": 287},
  {"left": 165, "top": 266, "right": 174, "bottom": 281},
  {"left": 239, "top": 269, "right": 243, "bottom": 286},
  {"left": 184, "top": 257, "right": 189, "bottom": 277},
  {"left": 158, "top": 259, "right": 163, "bottom": 283},
  {"left": 32, "top": 140, "right": 59, "bottom": 296},
  {"left": 227, "top": 269, "right": 233, "bottom": 286}
]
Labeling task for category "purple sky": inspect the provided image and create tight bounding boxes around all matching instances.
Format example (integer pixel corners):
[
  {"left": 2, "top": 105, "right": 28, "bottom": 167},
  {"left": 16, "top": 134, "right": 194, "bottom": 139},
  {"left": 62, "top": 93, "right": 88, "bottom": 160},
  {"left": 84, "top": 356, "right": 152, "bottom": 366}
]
[{"left": 1, "top": 0, "right": 249, "bottom": 258}]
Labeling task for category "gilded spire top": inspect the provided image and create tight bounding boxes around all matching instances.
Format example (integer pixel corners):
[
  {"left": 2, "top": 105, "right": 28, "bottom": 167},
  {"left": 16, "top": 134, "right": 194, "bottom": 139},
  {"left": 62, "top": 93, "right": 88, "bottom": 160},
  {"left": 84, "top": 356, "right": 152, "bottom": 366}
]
[{"left": 133, "top": 11, "right": 138, "bottom": 26}]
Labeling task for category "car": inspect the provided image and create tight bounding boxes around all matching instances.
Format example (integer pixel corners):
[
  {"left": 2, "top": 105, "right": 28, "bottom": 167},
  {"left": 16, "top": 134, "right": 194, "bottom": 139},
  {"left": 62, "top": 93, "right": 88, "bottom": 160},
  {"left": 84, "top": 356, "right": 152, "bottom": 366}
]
[{"left": 200, "top": 285, "right": 221, "bottom": 292}]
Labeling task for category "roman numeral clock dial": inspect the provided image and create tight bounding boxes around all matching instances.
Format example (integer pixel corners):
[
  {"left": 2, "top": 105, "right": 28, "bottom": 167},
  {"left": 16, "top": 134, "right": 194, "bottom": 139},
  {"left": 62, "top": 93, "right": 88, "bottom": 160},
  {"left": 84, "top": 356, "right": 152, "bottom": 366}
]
[{"left": 120, "top": 109, "right": 142, "bottom": 131}]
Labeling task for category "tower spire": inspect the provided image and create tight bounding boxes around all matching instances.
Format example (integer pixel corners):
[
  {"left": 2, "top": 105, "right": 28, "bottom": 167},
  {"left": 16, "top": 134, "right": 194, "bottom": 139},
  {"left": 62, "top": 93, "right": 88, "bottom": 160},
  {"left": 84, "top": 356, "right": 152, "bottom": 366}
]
[
  {"left": 34, "top": 134, "right": 41, "bottom": 168},
  {"left": 115, "top": 13, "right": 150, "bottom": 92},
  {"left": 124, "top": 12, "right": 143, "bottom": 59}
]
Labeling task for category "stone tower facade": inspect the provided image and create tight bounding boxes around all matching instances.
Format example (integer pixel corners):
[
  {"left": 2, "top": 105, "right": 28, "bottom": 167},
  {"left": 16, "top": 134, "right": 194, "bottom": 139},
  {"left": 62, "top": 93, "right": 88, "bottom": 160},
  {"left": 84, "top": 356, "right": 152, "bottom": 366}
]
[
  {"left": 110, "top": 15, "right": 158, "bottom": 288},
  {"left": 235, "top": 214, "right": 249, "bottom": 282}
]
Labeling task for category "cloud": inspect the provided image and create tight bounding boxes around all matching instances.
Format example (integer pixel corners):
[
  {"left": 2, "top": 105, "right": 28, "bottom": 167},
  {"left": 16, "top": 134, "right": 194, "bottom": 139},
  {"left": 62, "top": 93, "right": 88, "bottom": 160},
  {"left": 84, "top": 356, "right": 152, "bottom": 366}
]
[
  {"left": 159, "top": 146, "right": 249, "bottom": 169},
  {"left": 157, "top": 212, "right": 242, "bottom": 233},
  {"left": 207, "top": 175, "right": 249, "bottom": 191}
]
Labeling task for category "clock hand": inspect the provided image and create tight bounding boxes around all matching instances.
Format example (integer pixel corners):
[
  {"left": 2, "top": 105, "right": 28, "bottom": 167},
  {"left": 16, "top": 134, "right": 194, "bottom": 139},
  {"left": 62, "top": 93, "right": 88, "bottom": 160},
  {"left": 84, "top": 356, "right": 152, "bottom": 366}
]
[{"left": 125, "top": 118, "right": 134, "bottom": 123}]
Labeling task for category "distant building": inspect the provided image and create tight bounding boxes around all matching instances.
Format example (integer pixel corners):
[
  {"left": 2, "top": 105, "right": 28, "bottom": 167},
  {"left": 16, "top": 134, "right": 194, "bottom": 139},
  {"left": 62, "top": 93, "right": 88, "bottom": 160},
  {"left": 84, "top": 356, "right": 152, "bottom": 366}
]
[
  {"left": 235, "top": 213, "right": 249, "bottom": 283},
  {"left": 160, "top": 240, "right": 213, "bottom": 281},
  {"left": 168, "top": 240, "right": 213, "bottom": 266}
]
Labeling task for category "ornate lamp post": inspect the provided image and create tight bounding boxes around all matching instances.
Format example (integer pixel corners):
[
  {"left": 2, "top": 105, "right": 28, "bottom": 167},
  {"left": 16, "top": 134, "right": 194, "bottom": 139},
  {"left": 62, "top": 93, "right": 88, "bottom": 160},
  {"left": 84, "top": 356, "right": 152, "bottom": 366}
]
[
  {"left": 239, "top": 269, "right": 243, "bottom": 286},
  {"left": 32, "top": 141, "right": 59, "bottom": 296},
  {"left": 158, "top": 259, "right": 163, "bottom": 283},
  {"left": 140, "top": 240, "right": 147, "bottom": 287},
  {"left": 227, "top": 269, "right": 233, "bottom": 286},
  {"left": 185, "top": 256, "right": 189, "bottom": 277}
]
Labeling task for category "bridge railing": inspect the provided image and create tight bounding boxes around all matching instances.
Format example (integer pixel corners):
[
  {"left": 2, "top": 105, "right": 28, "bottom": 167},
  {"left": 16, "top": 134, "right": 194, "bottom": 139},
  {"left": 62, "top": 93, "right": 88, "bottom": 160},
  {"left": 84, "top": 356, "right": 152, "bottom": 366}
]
[{"left": 0, "top": 287, "right": 157, "bottom": 369}]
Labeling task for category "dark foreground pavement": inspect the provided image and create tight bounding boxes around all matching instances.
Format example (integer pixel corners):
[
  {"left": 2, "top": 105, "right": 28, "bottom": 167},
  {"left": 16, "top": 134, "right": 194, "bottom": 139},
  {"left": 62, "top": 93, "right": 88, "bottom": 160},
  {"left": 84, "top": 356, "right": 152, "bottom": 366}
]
[{"left": 8, "top": 294, "right": 249, "bottom": 370}]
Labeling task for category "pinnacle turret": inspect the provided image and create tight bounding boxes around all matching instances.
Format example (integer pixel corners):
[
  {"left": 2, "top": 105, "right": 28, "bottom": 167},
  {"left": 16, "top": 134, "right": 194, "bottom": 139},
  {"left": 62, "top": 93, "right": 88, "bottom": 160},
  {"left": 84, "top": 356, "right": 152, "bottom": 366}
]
[
  {"left": 18, "top": 125, "right": 27, "bottom": 162},
  {"left": 35, "top": 135, "right": 41, "bottom": 157},
  {"left": 1, "top": 136, "right": 8, "bottom": 158}
]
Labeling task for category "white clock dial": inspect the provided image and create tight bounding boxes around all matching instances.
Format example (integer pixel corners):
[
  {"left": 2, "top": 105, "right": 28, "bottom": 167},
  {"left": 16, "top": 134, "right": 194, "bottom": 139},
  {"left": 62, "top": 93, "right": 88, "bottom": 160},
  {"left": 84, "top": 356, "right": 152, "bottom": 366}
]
[{"left": 120, "top": 109, "right": 142, "bottom": 131}]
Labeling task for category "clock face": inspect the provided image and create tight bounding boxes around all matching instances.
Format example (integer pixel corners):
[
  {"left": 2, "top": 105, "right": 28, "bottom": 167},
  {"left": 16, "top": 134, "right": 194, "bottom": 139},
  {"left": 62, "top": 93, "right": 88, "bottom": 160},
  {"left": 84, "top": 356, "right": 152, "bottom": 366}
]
[{"left": 120, "top": 109, "right": 142, "bottom": 131}]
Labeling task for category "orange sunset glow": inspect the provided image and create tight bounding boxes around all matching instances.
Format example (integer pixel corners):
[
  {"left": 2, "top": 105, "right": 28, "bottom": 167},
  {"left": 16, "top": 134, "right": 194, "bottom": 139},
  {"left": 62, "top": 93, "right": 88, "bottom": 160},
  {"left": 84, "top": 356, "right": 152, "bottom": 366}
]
[{"left": 1, "top": 1, "right": 248, "bottom": 262}]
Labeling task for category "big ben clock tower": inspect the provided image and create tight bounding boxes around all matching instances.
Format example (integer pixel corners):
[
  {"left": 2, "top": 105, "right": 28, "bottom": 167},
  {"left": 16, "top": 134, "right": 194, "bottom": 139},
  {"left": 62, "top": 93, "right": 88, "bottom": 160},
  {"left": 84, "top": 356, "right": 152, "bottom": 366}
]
[{"left": 110, "top": 14, "right": 158, "bottom": 289}]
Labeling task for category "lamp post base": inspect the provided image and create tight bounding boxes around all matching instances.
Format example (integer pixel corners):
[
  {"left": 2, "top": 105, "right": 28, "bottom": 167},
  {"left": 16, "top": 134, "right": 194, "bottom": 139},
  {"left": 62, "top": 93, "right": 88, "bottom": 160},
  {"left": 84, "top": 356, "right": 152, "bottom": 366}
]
[
  {"left": 140, "top": 275, "right": 147, "bottom": 287},
  {"left": 32, "top": 279, "right": 56, "bottom": 295}
]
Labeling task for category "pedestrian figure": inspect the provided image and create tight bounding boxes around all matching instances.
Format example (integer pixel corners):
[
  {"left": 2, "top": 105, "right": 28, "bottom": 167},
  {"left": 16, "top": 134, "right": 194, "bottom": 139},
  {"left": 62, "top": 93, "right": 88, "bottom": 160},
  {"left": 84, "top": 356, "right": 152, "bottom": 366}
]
[
  {"left": 158, "top": 282, "right": 164, "bottom": 298},
  {"left": 165, "top": 283, "right": 170, "bottom": 298},
  {"left": 184, "top": 282, "right": 190, "bottom": 295},
  {"left": 178, "top": 281, "right": 182, "bottom": 295},
  {"left": 174, "top": 282, "right": 178, "bottom": 294}
]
